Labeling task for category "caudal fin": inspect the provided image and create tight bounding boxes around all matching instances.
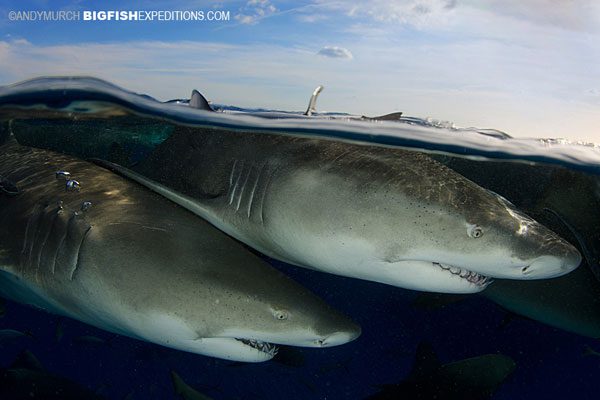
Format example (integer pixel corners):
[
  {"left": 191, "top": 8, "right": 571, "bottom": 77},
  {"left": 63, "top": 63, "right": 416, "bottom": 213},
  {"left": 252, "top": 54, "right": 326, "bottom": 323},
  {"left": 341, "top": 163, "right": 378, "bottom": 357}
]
[{"left": 304, "top": 85, "right": 324, "bottom": 116}]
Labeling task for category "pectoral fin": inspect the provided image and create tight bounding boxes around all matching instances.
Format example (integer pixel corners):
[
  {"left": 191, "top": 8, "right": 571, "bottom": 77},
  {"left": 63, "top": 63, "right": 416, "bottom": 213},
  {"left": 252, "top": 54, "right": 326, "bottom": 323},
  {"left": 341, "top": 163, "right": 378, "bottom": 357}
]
[{"left": 91, "top": 159, "right": 217, "bottom": 218}]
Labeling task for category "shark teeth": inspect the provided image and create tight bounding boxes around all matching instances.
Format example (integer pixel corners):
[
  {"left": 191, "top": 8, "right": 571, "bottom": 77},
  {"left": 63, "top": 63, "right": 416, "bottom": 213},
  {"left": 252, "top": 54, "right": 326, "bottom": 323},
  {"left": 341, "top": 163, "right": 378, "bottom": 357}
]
[
  {"left": 433, "top": 262, "right": 493, "bottom": 287},
  {"left": 236, "top": 338, "right": 279, "bottom": 356}
]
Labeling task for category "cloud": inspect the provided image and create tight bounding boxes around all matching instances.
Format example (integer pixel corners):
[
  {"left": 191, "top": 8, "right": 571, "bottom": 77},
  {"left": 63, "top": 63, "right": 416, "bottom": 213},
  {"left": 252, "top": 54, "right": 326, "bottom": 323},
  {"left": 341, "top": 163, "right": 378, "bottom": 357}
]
[
  {"left": 303, "top": 0, "right": 599, "bottom": 33},
  {"left": 470, "top": 0, "right": 600, "bottom": 31},
  {"left": 317, "top": 46, "right": 353, "bottom": 59},
  {"left": 310, "top": 0, "right": 458, "bottom": 28},
  {"left": 297, "top": 12, "right": 329, "bottom": 23},
  {"left": 235, "top": 0, "right": 277, "bottom": 25}
]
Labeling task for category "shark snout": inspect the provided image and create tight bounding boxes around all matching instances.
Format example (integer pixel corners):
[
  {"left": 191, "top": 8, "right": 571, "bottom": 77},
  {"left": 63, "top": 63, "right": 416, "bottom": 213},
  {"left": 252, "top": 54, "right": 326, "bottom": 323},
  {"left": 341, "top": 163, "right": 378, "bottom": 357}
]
[
  {"left": 314, "top": 327, "right": 362, "bottom": 347},
  {"left": 521, "top": 244, "right": 582, "bottom": 279}
]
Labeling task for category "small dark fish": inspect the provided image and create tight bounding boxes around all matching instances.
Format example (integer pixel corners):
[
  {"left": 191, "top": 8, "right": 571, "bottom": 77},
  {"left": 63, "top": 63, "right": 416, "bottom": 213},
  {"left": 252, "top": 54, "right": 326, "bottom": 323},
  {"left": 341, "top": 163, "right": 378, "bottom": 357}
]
[
  {"left": 55, "top": 320, "right": 64, "bottom": 343},
  {"left": 0, "top": 329, "right": 34, "bottom": 341},
  {"left": 171, "top": 370, "right": 214, "bottom": 400},
  {"left": 583, "top": 345, "right": 600, "bottom": 358},
  {"left": 72, "top": 335, "right": 109, "bottom": 346}
]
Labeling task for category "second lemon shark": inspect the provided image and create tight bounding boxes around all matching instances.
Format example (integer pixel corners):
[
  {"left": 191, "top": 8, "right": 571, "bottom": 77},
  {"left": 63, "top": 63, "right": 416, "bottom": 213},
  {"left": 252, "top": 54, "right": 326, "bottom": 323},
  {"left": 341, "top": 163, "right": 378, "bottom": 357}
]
[{"left": 0, "top": 137, "right": 360, "bottom": 362}]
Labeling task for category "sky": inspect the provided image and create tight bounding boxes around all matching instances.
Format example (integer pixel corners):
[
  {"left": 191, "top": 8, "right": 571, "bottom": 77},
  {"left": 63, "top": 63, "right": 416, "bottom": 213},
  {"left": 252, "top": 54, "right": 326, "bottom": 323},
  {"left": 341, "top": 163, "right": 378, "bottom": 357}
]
[{"left": 0, "top": 0, "right": 599, "bottom": 142}]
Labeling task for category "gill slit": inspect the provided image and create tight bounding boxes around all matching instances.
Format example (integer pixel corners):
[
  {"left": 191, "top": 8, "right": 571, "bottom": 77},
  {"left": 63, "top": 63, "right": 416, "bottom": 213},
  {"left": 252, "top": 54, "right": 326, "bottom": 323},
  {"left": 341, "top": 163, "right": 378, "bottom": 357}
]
[
  {"left": 247, "top": 162, "right": 267, "bottom": 219},
  {"left": 69, "top": 226, "right": 91, "bottom": 281},
  {"left": 228, "top": 160, "right": 244, "bottom": 205},
  {"left": 235, "top": 166, "right": 252, "bottom": 212}
]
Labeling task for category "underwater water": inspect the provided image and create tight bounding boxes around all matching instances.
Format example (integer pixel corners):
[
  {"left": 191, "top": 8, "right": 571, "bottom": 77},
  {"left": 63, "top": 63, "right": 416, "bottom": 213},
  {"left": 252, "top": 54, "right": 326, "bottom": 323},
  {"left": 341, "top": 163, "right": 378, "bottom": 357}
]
[{"left": 0, "top": 77, "right": 599, "bottom": 399}]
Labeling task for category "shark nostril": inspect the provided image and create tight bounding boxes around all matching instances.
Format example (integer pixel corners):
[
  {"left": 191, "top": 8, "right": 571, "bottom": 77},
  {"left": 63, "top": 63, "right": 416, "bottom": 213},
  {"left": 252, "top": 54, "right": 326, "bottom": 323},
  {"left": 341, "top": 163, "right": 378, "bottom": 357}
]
[{"left": 521, "top": 266, "right": 530, "bottom": 274}]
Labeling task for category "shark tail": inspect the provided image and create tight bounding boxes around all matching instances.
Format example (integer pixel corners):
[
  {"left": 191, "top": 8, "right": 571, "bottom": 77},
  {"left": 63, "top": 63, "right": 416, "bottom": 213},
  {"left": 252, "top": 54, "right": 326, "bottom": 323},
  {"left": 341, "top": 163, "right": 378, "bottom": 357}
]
[{"left": 304, "top": 85, "right": 324, "bottom": 116}]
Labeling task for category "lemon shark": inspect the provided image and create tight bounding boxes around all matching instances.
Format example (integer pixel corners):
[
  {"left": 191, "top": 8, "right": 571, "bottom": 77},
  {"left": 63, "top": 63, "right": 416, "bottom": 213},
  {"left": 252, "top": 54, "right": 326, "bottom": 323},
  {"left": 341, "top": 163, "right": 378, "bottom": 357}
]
[
  {"left": 97, "top": 125, "right": 581, "bottom": 294},
  {"left": 435, "top": 155, "right": 600, "bottom": 281},
  {"left": 369, "top": 342, "right": 516, "bottom": 400},
  {"left": 0, "top": 138, "right": 360, "bottom": 362}
]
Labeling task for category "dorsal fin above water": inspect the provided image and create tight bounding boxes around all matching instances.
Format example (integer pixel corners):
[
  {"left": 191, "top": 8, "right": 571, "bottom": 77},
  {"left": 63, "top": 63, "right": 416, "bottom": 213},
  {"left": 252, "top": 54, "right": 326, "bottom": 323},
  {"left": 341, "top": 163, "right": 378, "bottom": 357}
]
[
  {"left": 304, "top": 85, "right": 324, "bottom": 116},
  {"left": 189, "top": 89, "right": 213, "bottom": 111},
  {"left": 362, "top": 112, "right": 403, "bottom": 121},
  {"left": 10, "top": 349, "right": 45, "bottom": 371}
]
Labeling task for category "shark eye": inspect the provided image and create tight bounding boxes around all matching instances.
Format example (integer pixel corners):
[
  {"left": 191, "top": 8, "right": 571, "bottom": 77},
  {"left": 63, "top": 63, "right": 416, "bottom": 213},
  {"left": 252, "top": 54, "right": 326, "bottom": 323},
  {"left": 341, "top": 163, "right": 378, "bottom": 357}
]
[
  {"left": 273, "top": 310, "right": 289, "bottom": 320},
  {"left": 467, "top": 225, "right": 484, "bottom": 238}
]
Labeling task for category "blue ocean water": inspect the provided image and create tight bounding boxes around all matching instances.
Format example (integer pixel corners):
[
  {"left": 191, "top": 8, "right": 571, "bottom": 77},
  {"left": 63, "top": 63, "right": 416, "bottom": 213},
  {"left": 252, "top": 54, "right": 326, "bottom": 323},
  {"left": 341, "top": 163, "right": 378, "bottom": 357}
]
[{"left": 1, "top": 77, "right": 600, "bottom": 399}]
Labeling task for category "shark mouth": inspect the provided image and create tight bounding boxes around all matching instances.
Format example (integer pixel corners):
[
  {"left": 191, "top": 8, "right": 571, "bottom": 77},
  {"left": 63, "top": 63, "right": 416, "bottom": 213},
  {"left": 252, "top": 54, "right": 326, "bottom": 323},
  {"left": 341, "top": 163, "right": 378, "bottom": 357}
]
[
  {"left": 236, "top": 338, "right": 279, "bottom": 356},
  {"left": 433, "top": 262, "right": 493, "bottom": 287}
]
